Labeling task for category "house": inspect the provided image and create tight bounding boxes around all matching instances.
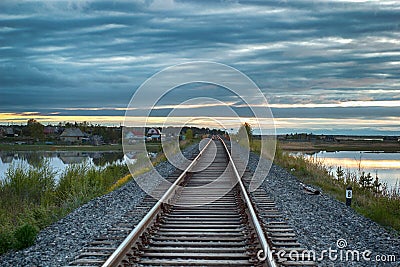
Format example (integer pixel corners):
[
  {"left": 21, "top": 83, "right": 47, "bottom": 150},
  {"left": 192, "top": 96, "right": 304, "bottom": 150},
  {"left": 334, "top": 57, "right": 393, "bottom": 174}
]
[
  {"left": 44, "top": 126, "right": 57, "bottom": 135},
  {"left": 319, "top": 135, "right": 335, "bottom": 142},
  {"left": 125, "top": 131, "right": 135, "bottom": 140},
  {"left": 89, "top": 135, "right": 104, "bottom": 146},
  {"left": 126, "top": 130, "right": 145, "bottom": 139},
  {"left": 60, "top": 128, "right": 85, "bottom": 144},
  {"left": 147, "top": 128, "right": 161, "bottom": 136},
  {"left": 125, "top": 130, "right": 146, "bottom": 144},
  {"left": 4, "top": 127, "right": 15, "bottom": 137},
  {"left": 147, "top": 128, "right": 164, "bottom": 141}
]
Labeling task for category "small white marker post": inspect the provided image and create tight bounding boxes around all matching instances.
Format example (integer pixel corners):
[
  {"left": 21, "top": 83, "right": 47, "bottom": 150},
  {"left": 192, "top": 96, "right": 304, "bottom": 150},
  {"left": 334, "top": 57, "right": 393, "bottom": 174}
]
[{"left": 346, "top": 186, "right": 352, "bottom": 207}]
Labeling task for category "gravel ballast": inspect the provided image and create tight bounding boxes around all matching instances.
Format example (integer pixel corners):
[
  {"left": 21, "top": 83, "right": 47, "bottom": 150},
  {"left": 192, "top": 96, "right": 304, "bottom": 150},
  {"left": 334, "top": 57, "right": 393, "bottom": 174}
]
[
  {"left": 246, "top": 151, "right": 400, "bottom": 267},
  {"left": 0, "top": 143, "right": 199, "bottom": 267}
]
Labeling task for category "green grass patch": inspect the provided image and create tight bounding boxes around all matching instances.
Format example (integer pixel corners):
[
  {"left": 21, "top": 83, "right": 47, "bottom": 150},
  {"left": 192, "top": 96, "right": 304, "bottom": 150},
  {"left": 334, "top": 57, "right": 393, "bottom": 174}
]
[{"left": 0, "top": 160, "right": 129, "bottom": 254}]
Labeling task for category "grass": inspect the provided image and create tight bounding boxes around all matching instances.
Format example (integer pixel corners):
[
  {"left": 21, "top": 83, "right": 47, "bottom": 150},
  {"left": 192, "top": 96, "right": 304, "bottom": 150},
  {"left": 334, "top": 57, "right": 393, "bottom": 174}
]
[
  {"left": 251, "top": 140, "right": 400, "bottom": 233},
  {"left": 0, "top": 138, "right": 199, "bottom": 255},
  {"left": 0, "top": 160, "right": 129, "bottom": 254}
]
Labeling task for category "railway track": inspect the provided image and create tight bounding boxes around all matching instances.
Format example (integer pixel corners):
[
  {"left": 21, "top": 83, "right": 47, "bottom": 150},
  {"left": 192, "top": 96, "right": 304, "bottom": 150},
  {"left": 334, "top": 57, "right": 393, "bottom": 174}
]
[{"left": 67, "top": 137, "right": 316, "bottom": 267}]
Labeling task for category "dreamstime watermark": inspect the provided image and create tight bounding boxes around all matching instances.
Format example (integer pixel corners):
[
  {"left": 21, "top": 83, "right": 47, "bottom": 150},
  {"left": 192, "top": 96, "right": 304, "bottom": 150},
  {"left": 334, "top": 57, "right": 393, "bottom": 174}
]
[
  {"left": 258, "top": 238, "right": 397, "bottom": 264},
  {"left": 122, "top": 61, "right": 276, "bottom": 206}
]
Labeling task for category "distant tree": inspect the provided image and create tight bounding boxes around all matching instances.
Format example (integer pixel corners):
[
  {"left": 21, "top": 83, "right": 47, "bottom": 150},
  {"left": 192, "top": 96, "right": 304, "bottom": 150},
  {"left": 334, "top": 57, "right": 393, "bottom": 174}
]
[
  {"left": 90, "top": 125, "right": 121, "bottom": 144},
  {"left": 64, "top": 122, "right": 73, "bottom": 128},
  {"left": 372, "top": 173, "right": 382, "bottom": 194},
  {"left": 27, "top": 119, "right": 44, "bottom": 141},
  {"left": 237, "top": 122, "right": 253, "bottom": 143},
  {"left": 336, "top": 166, "right": 344, "bottom": 183},
  {"left": 359, "top": 171, "right": 373, "bottom": 190},
  {"left": 78, "top": 121, "right": 89, "bottom": 133},
  {"left": 185, "top": 129, "right": 193, "bottom": 140}
]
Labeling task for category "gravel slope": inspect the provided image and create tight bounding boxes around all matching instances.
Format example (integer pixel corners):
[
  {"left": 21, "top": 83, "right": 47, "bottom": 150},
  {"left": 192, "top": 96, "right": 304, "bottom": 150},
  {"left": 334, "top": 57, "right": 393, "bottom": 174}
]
[
  {"left": 247, "top": 152, "right": 400, "bottom": 267},
  {"left": 0, "top": 143, "right": 199, "bottom": 267}
]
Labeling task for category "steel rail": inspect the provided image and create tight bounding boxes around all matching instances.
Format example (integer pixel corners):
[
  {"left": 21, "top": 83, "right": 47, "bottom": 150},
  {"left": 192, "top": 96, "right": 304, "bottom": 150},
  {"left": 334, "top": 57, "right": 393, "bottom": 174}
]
[
  {"left": 101, "top": 137, "right": 213, "bottom": 267},
  {"left": 218, "top": 136, "right": 277, "bottom": 267}
]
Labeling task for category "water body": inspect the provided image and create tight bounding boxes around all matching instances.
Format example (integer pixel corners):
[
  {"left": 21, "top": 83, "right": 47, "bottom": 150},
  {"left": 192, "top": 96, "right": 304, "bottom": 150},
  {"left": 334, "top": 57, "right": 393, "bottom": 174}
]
[
  {"left": 0, "top": 151, "right": 124, "bottom": 181},
  {"left": 303, "top": 151, "right": 400, "bottom": 189}
]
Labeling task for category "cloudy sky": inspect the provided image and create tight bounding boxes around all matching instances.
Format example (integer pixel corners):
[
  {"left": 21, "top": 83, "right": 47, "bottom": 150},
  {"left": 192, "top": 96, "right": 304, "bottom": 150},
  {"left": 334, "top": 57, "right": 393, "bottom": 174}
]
[{"left": 0, "top": 0, "right": 399, "bottom": 134}]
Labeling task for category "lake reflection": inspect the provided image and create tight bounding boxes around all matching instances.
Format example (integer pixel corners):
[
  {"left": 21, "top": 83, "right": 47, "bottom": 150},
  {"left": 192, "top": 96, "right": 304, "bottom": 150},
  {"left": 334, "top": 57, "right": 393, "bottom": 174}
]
[
  {"left": 304, "top": 151, "right": 400, "bottom": 189},
  {"left": 0, "top": 151, "right": 124, "bottom": 181}
]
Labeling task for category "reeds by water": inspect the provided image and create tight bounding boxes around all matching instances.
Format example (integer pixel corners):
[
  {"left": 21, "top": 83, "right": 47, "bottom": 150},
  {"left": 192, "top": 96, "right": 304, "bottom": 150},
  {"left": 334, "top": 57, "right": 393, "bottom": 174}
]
[
  {"left": 0, "top": 160, "right": 129, "bottom": 253},
  {"left": 251, "top": 140, "right": 400, "bottom": 233}
]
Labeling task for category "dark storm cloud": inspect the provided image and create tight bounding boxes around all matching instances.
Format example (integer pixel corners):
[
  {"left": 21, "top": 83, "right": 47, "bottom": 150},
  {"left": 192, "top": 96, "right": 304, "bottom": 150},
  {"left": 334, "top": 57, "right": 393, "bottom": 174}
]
[{"left": 0, "top": 0, "right": 399, "bottom": 133}]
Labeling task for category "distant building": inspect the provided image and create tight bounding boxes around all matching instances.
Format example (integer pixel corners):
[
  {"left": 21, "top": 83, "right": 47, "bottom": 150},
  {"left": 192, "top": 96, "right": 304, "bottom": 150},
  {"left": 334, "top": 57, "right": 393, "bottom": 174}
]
[
  {"left": 60, "top": 128, "right": 85, "bottom": 144},
  {"left": 125, "top": 130, "right": 146, "bottom": 144},
  {"left": 4, "top": 127, "right": 15, "bottom": 137},
  {"left": 125, "top": 131, "right": 135, "bottom": 140},
  {"left": 147, "top": 128, "right": 161, "bottom": 136},
  {"left": 319, "top": 135, "right": 335, "bottom": 142},
  {"left": 147, "top": 128, "right": 162, "bottom": 141},
  {"left": 90, "top": 135, "right": 104, "bottom": 146},
  {"left": 126, "top": 130, "right": 145, "bottom": 139},
  {"left": 44, "top": 126, "right": 57, "bottom": 135}
]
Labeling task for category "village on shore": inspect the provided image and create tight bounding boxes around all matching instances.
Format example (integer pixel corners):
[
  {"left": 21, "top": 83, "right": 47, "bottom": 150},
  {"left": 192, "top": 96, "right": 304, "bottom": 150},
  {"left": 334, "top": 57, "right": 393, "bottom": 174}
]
[
  {"left": 0, "top": 120, "right": 226, "bottom": 147},
  {"left": 1, "top": 120, "right": 399, "bottom": 152}
]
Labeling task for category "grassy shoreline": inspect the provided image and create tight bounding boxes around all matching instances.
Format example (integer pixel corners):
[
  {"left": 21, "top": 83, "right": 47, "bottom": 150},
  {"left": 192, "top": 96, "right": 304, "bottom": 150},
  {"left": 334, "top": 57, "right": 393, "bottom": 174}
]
[
  {"left": 251, "top": 140, "right": 400, "bottom": 233},
  {"left": 0, "top": 161, "right": 130, "bottom": 254}
]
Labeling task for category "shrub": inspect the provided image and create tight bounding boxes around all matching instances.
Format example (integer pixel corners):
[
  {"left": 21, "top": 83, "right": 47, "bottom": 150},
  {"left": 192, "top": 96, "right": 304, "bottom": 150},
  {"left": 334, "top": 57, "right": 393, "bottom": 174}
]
[{"left": 14, "top": 224, "right": 38, "bottom": 249}]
